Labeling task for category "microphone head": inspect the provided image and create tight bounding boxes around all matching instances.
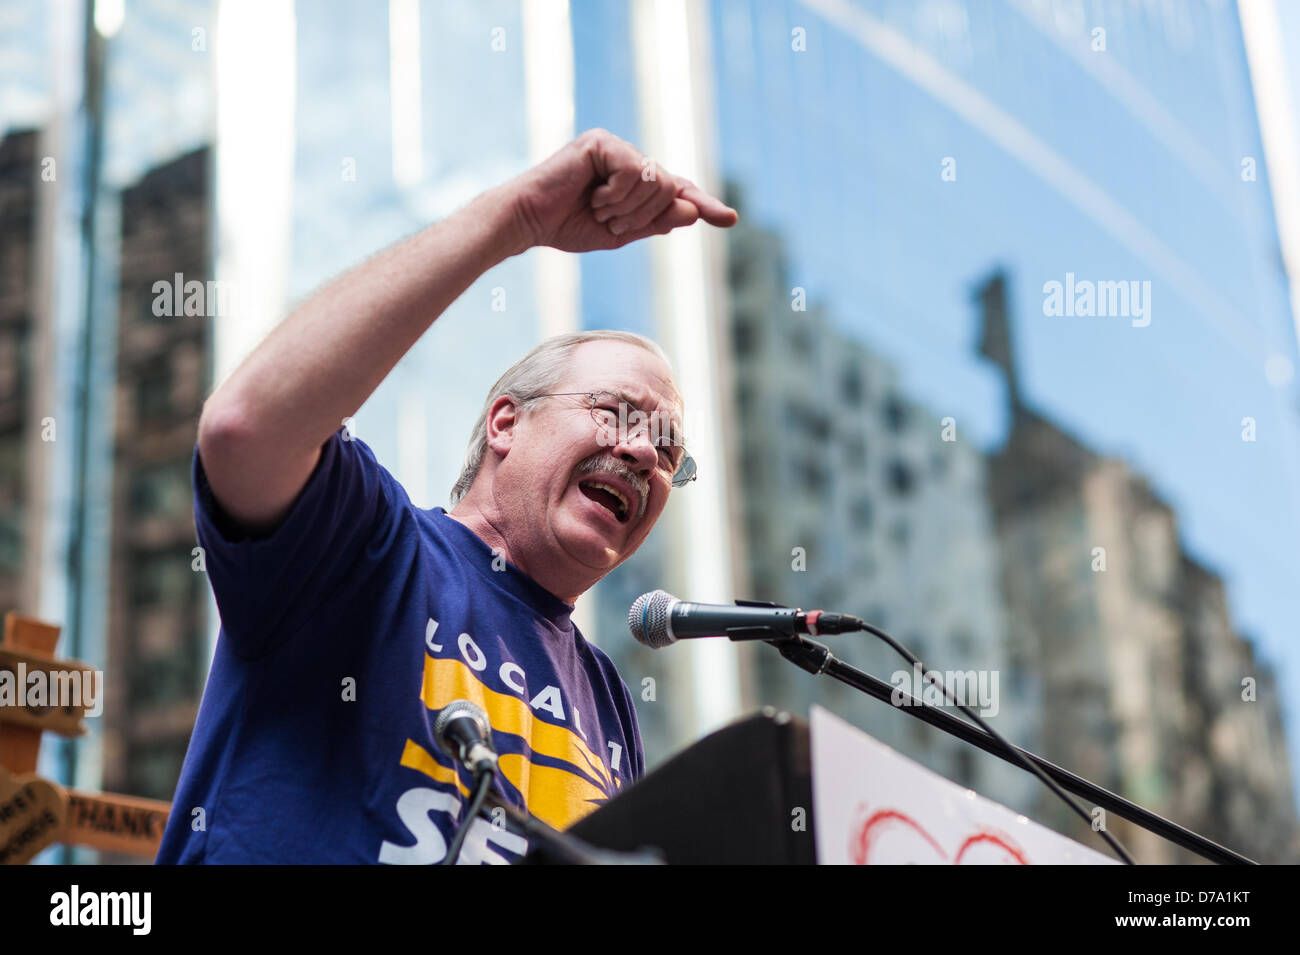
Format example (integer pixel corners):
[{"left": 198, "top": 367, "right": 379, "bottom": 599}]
[
  {"left": 434, "top": 699, "right": 489, "bottom": 745},
  {"left": 628, "top": 590, "right": 678, "bottom": 649}
]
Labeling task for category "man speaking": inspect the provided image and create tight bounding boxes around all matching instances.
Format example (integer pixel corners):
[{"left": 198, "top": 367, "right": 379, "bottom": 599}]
[{"left": 155, "top": 130, "right": 738, "bottom": 864}]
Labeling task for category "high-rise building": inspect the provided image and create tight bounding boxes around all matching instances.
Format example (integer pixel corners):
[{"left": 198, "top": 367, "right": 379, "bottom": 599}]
[
  {"left": 979, "top": 269, "right": 1299, "bottom": 863},
  {"left": 1178, "top": 556, "right": 1299, "bottom": 863},
  {"left": 725, "top": 200, "right": 1036, "bottom": 810},
  {"left": 104, "top": 147, "right": 213, "bottom": 802},
  {"left": 0, "top": 129, "right": 41, "bottom": 616}
]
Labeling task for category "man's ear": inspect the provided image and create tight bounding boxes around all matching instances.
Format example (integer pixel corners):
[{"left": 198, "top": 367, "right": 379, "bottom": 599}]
[{"left": 484, "top": 395, "right": 521, "bottom": 458}]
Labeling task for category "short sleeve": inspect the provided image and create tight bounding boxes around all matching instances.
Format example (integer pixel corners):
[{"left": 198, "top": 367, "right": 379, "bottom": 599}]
[{"left": 193, "top": 427, "right": 408, "bottom": 659}]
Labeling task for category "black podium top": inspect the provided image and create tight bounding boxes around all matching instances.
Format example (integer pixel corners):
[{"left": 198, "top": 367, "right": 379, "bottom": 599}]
[{"left": 527, "top": 709, "right": 816, "bottom": 864}]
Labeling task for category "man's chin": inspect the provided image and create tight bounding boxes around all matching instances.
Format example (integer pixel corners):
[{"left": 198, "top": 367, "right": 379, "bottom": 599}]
[
  {"left": 566, "top": 536, "right": 622, "bottom": 570},
  {"left": 555, "top": 515, "right": 624, "bottom": 570}
]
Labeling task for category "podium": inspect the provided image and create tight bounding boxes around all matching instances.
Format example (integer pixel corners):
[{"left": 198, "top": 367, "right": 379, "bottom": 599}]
[
  {"left": 528, "top": 706, "right": 1118, "bottom": 865},
  {"left": 551, "top": 709, "right": 815, "bottom": 864}
]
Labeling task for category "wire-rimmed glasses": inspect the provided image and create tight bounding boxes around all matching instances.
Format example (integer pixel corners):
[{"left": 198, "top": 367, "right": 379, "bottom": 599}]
[{"left": 526, "top": 391, "right": 697, "bottom": 488}]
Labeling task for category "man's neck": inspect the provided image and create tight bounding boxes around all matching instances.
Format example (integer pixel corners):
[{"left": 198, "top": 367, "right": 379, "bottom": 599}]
[{"left": 445, "top": 502, "right": 584, "bottom": 606}]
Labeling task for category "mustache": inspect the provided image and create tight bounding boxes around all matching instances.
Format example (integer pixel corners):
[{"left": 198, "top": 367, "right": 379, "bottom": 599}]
[{"left": 575, "top": 455, "right": 648, "bottom": 521}]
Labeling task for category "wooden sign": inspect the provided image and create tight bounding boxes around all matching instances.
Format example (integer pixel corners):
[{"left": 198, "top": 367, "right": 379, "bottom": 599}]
[
  {"left": 59, "top": 789, "right": 170, "bottom": 859},
  {"left": 0, "top": 647, "right": 100, "bottom": 736},
  {"left": 0, "top": 612, "right": 173, "bottom": 862},
  {"left": 0, "top": 768, "right": 68, "bottom": 865},
  {"left": 0, "top": 614, "right": 61, "bottom": 776}
]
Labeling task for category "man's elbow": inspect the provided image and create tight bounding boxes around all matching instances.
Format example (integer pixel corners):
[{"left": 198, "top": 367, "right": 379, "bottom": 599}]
[
  {"left": 198, "top": 397, "right": 253, "bottom": 460},
  {"left": 195, "top": 397, "right": 322, "bottom": 537}
]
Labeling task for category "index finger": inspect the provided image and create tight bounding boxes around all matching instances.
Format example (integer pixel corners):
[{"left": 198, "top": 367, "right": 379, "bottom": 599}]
[{"left": 675, "top": 178, "right": 738, "bottom": 227}]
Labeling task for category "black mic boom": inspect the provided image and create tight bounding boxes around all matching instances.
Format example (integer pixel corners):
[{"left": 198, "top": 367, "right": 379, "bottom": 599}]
[{"left": 628, "top": 590, "right": 863, "bottom": 648}]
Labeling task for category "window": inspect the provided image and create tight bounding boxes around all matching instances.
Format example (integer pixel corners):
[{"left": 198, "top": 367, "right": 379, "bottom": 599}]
[
  {"left": 130, "top": 458, "right": 191, "bottom": 520},
  {"left": 740, "top": 446, "right": 765, "bottom": 483},
  {"left": 850, "top": 495, "right": 873, "bottom": 530},
  {"left": 0, "top": 514, "right": 21, "bottom": 571},
  {"left": 794, "top": 460, "right": 829, "bottom": 494},
  {"left": 735, "top": 381, "right": 754, "bottom": 414},
  {"left": 842, "top": 365, "right": 864, "bottom": 404},
  {"left": 129, "top": 549, "right": 196, "bottom": 608},
  {"left": 728, "top": 253, "right": 752, "bottom": 288},
  {"left": 884, "top": 395, "right": 907, "bottom": 432},
  {"left": 887, "top": 460, "right": 915, "bottom": 496},
  {"left": 790, "top": 325, "right": 812, "bottom": 356},
  {"left": 785, "top": 400, "right": 831, "bottom": 441},
  {"left": 0, "top": 433, "right": 23, "bottom": 488},
  {"left": 136, "top": 366, "right": 173, "bottom": 423},
  {"left": 0, "top": 329, "right": 22, "bottom": 396},
  {"left": 127, "top": 739, "right": 192, "bottom": 802},
  {"left": 844, "top": 435, "right": 867, "bottom": 468},
  {"left": 733, "top": 317, "right": 758, "bottom": 356},
  {"left": 128, "top": 651, "right": 200, "bottom": 711}
]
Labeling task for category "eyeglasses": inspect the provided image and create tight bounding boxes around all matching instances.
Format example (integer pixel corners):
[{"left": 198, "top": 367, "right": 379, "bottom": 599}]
[{"left": 525, "top": 391, "right": 698, "bottom": 488}]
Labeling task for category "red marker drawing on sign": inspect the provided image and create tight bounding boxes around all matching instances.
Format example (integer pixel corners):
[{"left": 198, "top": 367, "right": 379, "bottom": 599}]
[{"left": 850, "top": 804, "right": 1031, "bottom": 865}]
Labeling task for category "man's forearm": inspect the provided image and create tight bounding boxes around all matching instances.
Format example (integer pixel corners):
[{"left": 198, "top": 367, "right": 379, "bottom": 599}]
[
  {"left": 194, "top": 183, "right": 527, "bottom": 533},
  {"left": 203, "top": 183, "right": 527, "bottom": 452}
]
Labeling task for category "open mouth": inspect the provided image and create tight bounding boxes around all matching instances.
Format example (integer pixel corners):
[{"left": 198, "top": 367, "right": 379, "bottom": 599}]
[{"left": 578, "top": 480, "right": 632, "bottom": 525}]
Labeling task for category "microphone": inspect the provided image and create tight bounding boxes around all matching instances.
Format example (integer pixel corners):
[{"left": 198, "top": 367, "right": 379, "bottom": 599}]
[
  {"left": 628, "top": 590, "right": 864, "bottom": 648},
  {"left": 434, "top": 700, "right": 498, "bottom": 775}
]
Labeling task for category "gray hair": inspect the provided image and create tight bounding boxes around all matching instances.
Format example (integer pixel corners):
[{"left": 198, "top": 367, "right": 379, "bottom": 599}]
[{"left": 449, "top": 330, "right": 677, "bottom": 505}]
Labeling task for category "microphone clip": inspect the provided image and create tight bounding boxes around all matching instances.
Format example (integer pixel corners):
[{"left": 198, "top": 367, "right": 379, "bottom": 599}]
[{"left": 728, "top": 599, "right": 802, "bottom": 642}]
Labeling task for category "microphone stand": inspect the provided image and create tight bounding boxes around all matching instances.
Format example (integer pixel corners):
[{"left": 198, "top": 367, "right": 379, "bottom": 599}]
[
  {"left": 481, "top": 791, "right": 665, "bottom": 865},
  {"left": 769, "top": 632, "right": 1254, "bottom": 866}
]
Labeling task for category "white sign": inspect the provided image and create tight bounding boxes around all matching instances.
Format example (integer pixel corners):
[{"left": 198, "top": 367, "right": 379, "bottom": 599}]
[{"left": 810, "top": 706, "right": 1118, "bottom": 865}]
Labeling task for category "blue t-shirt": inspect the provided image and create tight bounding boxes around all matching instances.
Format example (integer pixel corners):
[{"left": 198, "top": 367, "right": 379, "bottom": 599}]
[{"left": 156, "top": 427, "right": 644, "bottom": 864}]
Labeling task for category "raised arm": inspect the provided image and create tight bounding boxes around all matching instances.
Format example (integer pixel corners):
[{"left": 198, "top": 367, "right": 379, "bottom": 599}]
[{"left": 197, "top": 128, "right": 737, "bottom": 535}]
